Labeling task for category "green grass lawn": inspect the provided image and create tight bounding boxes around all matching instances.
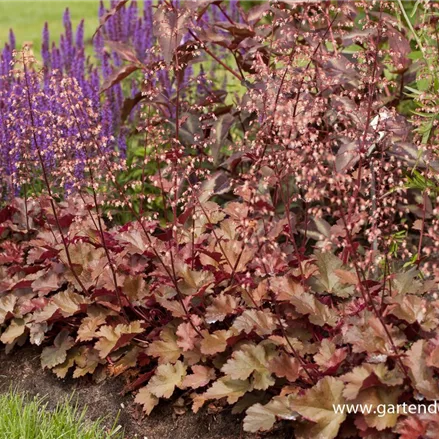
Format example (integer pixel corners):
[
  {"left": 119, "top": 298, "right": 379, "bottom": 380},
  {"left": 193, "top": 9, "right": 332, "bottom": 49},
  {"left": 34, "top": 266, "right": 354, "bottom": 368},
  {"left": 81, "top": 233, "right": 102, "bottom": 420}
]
[
  {"left": 0, "top": 1, "right": 100, "bottom": 53},
  {"left": 0, "top": 390, "right": 124, "bottom": 439},
  {"left": 0, "top": 0, "right": 259, "bottom": 54}
]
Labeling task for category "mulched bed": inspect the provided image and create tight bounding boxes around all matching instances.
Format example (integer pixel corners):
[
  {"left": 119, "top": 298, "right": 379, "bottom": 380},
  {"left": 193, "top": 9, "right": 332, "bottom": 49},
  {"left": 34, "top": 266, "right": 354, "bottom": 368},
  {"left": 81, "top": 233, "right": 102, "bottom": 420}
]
[{"left": 0, "top": 345, "right": 291, "bottom": 439}]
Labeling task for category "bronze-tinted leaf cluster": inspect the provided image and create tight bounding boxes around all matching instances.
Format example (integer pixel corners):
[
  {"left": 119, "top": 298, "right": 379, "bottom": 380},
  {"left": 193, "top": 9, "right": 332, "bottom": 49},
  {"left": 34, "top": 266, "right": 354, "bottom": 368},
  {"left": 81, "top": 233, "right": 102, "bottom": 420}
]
[
  {"left": 2, "top": 1, "right": 439, "bottom": 438},
  {"left": 0, "top": 192, "right": 438, "bottom": 438}
]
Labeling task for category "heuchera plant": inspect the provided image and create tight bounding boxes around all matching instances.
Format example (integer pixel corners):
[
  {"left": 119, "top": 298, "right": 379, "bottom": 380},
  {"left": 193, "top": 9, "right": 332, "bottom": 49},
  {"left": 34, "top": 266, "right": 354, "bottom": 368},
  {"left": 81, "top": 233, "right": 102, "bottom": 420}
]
[{"left": 1, "top": 1, "right": 439, "bottom": 438}]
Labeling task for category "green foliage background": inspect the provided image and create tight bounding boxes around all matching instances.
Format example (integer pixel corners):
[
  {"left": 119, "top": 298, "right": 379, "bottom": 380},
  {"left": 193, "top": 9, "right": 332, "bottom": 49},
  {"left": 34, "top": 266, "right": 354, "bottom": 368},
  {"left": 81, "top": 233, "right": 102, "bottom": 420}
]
[
  {"left": 0, "top": 0, "right": 260, "bottom": 53},
  {"left": 0, "top": 1, "right": 99, "bottom": 52}
]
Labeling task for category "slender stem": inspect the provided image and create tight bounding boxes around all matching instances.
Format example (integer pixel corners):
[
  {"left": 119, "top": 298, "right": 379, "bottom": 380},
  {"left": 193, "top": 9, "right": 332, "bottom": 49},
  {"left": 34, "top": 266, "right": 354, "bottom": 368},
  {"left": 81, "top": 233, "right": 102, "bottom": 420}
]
[
  {"left": 188, "top": 29, "right": 244, "bottom": 82},
  {"left": 70, "top": 92, "right": 202, "bottom": 337},
  {"left": 416, "top": 190, "right": 428, "bottom": 267},
  {"left": 338, "top": 206, "right": 409, "bottom": 379},
  {"left": 396, "top": 0, "right": 426, "bottom": 58},
  {"left": 22, "top": 54, "right": 88, "bottom": 295}
]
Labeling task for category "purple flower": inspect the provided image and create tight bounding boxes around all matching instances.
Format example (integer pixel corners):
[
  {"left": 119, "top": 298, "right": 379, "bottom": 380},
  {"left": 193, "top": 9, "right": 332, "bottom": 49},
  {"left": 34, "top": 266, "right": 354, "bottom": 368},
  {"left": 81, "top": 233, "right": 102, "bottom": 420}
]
[
  {"left": 143, "top": 0, "right": 153, "bottom": 51},
  {"left": 1, "top": 0, "right": 235, "bottom": 200},
  {"left": 61, "top": 8, "right": 73, "bottom": 71},
  {"left": 230, "top": 0, "right": 238, "bottom": 20},
  {"left": 76, "top": 20, "right": 85, "bottom": 53},
  {"left": 8, "top": 29, "right": 15, "bottom": 50},
  {"left": 42, "top": 22, "right": 51, "bottom": 81}
]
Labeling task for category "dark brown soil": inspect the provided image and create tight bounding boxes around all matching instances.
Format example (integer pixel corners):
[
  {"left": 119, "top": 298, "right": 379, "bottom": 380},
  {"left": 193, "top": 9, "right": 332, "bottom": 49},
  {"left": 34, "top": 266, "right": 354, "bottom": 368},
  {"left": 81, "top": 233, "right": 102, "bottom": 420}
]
[{"left": 0, "top": 345, "right": 291, "bottom": 439}]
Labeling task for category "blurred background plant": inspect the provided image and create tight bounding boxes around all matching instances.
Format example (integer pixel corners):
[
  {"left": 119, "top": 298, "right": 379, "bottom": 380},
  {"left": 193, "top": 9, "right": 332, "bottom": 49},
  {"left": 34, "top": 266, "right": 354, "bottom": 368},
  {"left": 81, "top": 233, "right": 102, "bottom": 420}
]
[{"left": 2, "top": 2, "right": 439, "bottom": 438}]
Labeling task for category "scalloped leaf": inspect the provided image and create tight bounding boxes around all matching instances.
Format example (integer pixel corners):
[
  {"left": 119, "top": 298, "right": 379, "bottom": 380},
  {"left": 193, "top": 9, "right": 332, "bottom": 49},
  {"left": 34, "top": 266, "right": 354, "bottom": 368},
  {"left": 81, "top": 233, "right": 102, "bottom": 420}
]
[
  {"left": 147, "top": 325, "right": 182, "bottom": 364},
  {"left": 182, "top": 365, "right": 216, "bottom": 389},
  {"left": 41, "top": 330, "right": 75, "bottom": 369},
  {"left": 291, "top": 292, "right": 338, "bottom": 327},
  {"left": 232, "top": 309, "right": 278, "bottom": 336},
  {"left": 291, "top": 377, "right": 346, "bottom": 439},
  {"left": 222, "top": 343, "right": 275, "bottom": 390},
  {"left": 95, "top": 321, "right": 143, "bottom": 358},
  {"left": 146, "top": 360, "right": 187, "bottom": 398},
  {"left": 135, "top": 388, "right": 159, "bottom": 415},
  {"left": 244, "top": 395, "right": 297, "bottom": 433},
  {"left": 203, "top": 377, "right": 252, "bottom": 405}
]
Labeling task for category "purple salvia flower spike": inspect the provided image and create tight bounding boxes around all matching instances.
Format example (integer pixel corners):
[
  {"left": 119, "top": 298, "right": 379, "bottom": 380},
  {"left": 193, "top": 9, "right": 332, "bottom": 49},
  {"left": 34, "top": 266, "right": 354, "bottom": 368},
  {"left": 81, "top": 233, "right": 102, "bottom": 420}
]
[
  {"left": 76, "top": 19, "right": 85, "bottom": 52},
  {"left": 8, "top": 29, "right": 15, "bottom": 50},
  {"left": 62, "top": 8, "right": 73, "bottom": 71},
  {"left": 42, "top": 22, "right": 51, "bottom": 70},
  {"left": 143, "top": 0, "right": 153, "bottom": 50}
]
